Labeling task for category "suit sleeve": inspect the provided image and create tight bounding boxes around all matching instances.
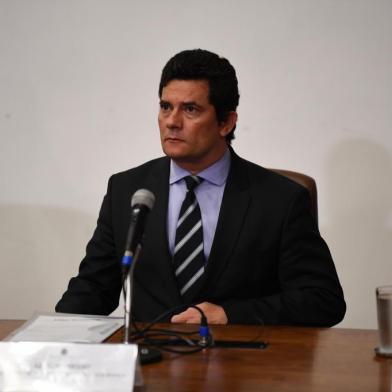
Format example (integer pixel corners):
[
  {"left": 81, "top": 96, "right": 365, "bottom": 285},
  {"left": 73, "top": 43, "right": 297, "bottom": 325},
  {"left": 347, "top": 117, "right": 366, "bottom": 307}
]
[
  {"left": 55, "top": 176, "right": 122, "bottom": 315},
  {"left": 219, "top": 188, "right": 346, "bottom": 327}
]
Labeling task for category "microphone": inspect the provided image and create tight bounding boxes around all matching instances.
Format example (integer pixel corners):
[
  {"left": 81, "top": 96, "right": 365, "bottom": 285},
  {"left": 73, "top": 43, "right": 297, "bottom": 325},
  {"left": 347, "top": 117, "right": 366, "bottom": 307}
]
[{"left": 121, "top": 189, "right": 155, "bottom": 271}]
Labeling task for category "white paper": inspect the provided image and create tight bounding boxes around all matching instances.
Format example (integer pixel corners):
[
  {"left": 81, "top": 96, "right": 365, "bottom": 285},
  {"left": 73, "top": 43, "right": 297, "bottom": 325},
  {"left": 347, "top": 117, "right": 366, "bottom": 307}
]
[
  {"left": 6, "top": 313, "right": 123, "bottom": 343},
  {"left": 0, "top": 341, "right": 137, "bottom": 392}
]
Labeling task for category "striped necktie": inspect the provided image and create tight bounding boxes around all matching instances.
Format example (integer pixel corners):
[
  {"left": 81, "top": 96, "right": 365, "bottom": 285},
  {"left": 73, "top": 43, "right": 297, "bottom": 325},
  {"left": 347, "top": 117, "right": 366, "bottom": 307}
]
[{"left": 173, "top": 175, "right": 205, "bottom": 302}]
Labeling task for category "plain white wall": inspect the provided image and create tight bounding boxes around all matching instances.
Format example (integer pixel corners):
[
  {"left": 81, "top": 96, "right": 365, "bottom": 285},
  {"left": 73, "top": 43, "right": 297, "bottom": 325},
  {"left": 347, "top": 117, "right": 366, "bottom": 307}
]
[{"left": 0, "top": 0, "right": 391, "bottom": 328}]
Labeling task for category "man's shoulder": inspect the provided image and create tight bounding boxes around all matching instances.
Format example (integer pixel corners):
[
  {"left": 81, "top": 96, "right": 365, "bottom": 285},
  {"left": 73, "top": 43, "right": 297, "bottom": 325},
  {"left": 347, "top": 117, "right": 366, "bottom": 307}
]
[
  {"left": 232, "top": 152, "right": 306, "bottom": 194},
  {"left": 102, "top": 156, "right": 170, "bottom": 197},
  {"left": 110, "top": 156, "right": 169, "bottom": 181},
  {"left": 232, "top": 153, "right": 313, "bottom": 218}
]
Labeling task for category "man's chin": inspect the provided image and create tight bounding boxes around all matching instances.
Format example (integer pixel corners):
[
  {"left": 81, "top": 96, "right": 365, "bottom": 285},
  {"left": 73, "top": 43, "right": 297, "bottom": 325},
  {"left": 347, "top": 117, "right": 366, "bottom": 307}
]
[
  {"left": 162, "top": 145, "right": 189, "bottom": 160},
  {"left": 165, "top": 153, "right": 190, "bottom": 163}
]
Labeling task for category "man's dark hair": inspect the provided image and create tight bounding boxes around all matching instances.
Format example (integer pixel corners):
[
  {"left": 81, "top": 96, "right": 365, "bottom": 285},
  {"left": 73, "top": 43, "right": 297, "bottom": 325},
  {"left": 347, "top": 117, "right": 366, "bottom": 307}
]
[{"left": 159, "top": 49, "right": 240, "bottom": 143}]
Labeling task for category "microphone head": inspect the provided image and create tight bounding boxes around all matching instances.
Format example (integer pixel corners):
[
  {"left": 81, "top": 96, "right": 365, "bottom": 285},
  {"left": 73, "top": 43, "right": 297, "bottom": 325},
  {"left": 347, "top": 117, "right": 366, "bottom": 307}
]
[{"left": 131, "top": 189, "right": 155, "bottom": 210}]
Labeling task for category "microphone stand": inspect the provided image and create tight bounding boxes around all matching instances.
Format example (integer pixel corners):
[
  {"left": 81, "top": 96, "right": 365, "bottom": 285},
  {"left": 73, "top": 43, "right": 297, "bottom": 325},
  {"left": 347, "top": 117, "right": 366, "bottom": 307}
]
[
  {"left": 122, "top": 244, "right": 162, "bottom": 364},
  {"left": 123, "top": 244, "right": 141, "bottom": 344}
]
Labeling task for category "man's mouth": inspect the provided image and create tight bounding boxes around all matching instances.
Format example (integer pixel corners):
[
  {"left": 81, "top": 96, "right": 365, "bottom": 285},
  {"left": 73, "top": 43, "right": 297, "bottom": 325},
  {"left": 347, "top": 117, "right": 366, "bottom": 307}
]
[{"left": 165, "top": 137, "right": 184, "bottom": 143}]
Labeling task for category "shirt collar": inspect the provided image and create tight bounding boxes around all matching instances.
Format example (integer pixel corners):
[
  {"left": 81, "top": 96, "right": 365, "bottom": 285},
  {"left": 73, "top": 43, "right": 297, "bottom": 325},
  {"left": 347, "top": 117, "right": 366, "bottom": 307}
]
[{"left": 169, "top": 148, "right": 231, "bottom": 186}]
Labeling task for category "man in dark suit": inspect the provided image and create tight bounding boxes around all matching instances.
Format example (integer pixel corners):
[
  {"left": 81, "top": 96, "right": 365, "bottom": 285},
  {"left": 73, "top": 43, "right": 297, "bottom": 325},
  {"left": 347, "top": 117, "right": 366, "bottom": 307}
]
[{"left": 56, "top": 49, "right": 346, "bottom": 326}]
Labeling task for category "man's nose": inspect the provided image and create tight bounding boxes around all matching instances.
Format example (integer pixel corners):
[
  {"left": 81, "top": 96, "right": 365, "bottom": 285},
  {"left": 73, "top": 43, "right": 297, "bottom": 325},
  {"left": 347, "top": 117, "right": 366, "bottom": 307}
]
[{"left": 166, "top": 108, "right": 182, "bottom": 129}]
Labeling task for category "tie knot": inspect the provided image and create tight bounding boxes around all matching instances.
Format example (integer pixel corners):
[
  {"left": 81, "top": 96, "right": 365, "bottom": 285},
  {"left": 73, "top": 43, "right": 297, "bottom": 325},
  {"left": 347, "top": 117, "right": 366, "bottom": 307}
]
[{"left": 184, "top": 175, "right": 203, "bottom": 192}]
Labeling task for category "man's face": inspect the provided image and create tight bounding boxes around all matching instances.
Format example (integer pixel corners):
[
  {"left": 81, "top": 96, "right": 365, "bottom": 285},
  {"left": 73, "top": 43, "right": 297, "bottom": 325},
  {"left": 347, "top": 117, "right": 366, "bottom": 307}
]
[{"left": 158, "top": 79, "right": 230, "bottom": 172}]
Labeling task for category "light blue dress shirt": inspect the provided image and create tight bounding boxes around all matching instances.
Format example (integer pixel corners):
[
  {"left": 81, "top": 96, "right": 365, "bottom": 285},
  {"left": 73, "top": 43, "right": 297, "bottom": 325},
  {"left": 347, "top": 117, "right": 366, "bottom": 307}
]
[{"left": 167, "top": 149, "right": 231, "bottom": 261}]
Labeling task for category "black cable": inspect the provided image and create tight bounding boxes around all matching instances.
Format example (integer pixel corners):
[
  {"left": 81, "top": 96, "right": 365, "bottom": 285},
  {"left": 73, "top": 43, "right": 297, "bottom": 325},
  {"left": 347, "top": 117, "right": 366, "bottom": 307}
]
[
  {"left": 138, "top": 329, "right": 214, "bottom": 354},
  {"left": 128, "top": 304, "right": 213, "bottom": 353}
]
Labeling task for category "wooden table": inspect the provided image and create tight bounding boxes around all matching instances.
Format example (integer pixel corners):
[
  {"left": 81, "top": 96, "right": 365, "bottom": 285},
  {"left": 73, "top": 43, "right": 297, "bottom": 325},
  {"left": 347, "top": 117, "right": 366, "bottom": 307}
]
[{"left": 1, "top": 320, "right": 391, "bottom": 391}]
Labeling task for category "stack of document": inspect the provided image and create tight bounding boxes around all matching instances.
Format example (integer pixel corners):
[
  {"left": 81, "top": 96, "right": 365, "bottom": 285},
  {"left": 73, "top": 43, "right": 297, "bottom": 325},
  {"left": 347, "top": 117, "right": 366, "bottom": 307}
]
[{"left": 6, "top": 312, "right": 123, "bottom": 343}]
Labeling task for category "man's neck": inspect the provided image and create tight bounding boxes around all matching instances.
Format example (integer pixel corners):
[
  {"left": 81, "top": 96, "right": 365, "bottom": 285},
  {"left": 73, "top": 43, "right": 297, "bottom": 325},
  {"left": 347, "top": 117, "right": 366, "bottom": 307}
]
[{"left": 172, "top": 147, "right": 229, "bottom": 175}]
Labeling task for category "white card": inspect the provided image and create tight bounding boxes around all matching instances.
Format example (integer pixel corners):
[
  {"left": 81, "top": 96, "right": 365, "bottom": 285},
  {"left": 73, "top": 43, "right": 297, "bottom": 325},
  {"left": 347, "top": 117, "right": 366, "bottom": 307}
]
[{"left": 0, "top": 341, "right": 138, "bottom": 392}]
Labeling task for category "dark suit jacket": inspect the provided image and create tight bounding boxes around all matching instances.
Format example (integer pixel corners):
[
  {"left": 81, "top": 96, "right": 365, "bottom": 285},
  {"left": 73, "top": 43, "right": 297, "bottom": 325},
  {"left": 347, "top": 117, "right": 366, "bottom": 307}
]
[{"left": 56, "top": 151, "right": 346, "bottom": 326}]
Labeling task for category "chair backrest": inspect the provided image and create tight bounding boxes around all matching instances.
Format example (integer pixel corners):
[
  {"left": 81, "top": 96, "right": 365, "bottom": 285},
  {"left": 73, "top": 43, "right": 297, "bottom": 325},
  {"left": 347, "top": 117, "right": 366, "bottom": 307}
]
[{"left": 270, "top": 169, "right": 318, "bottom": 226}]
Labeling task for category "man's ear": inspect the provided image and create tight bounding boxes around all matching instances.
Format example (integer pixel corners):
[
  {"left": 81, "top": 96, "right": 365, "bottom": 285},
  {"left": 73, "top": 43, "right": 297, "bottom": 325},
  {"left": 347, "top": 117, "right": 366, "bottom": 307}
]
[{"left": 219, "top": 111, "right": 238, "bottom": 137}]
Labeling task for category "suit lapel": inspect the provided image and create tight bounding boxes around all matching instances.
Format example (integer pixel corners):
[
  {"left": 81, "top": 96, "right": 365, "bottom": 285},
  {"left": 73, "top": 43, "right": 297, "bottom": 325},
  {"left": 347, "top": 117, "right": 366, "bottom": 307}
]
[
  {"left": 141, "top": 158, "right": 182, "bottom": 306},
  {"left": 199, "top": 151, "right": 251, "bottom": 297}
]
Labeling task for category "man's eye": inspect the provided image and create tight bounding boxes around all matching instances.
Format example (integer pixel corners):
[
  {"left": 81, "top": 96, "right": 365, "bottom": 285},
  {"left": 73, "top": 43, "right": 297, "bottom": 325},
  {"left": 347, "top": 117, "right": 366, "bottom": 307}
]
[
  {"left": 160, "top": 102, "right": 170, "bottom": 111},
  {"left": 185, "top": 105, "right": 197, "bottom": 113}
]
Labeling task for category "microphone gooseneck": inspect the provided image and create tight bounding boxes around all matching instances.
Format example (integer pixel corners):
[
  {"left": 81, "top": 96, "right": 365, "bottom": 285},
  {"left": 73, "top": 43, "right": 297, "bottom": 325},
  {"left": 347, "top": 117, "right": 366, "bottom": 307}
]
[{"left": 122, "top": 189, "right": 155, "bottom": 271}]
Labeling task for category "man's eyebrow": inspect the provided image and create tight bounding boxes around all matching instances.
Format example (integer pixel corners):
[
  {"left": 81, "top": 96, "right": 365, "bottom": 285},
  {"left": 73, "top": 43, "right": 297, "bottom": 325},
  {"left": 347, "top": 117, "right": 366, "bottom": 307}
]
[
  {"left": 182, "top": 101, "right": 201, "bottom": 107},
  {"left": 160, "top": 99, "right": 201, "bottom": 107}
]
